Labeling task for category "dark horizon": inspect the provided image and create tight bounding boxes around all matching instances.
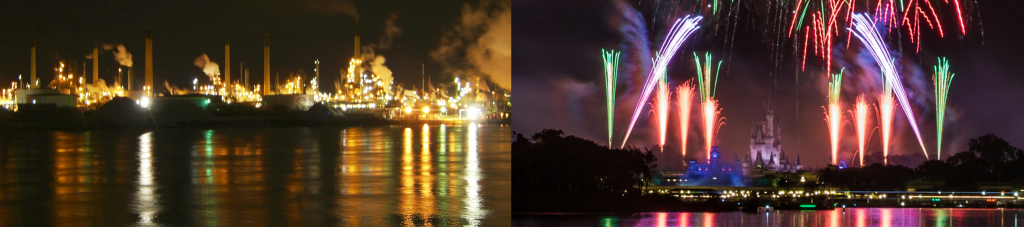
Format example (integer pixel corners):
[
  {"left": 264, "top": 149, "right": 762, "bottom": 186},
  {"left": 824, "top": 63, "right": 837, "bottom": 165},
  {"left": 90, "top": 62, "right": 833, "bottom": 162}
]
[{"left": 513, "top": 0, "right": 1024, "bottom": 167}]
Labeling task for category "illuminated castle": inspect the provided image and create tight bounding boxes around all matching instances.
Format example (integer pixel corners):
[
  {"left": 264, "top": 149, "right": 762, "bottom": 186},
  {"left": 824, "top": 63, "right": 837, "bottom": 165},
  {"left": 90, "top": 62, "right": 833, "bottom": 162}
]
[{"left": 748, "top": 105, "right": 800, "bottom": 174}]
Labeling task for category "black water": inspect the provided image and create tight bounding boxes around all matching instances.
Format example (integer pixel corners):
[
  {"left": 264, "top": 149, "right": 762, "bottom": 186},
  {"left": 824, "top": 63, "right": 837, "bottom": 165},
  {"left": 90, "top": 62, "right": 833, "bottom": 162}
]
[{"left": 0, "top": 124, "right": 510, "bottom": 226}]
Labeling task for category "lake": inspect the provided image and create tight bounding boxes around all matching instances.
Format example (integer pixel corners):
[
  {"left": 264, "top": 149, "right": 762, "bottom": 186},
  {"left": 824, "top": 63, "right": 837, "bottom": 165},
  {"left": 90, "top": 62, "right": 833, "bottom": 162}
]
[
  {"left": 0, "top": 124, "right": 510, "bottom": 226},
  {"left": 513, "top": 208, "right": 1024, "bottom": 226}
]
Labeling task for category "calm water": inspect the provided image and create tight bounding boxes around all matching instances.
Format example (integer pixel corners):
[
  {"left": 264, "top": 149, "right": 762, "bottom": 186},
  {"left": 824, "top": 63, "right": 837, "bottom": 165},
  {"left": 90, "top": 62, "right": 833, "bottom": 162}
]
[
  {"left": 513, "top": 208, "right": 1024, "bottom": 226},
  {"left": 0, "top": 124, "right": 510, "bottom": 226}
]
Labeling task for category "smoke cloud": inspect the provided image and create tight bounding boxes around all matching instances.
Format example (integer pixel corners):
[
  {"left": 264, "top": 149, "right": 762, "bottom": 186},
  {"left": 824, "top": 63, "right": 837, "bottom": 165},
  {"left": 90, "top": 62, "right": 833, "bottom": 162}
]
[
  {"left": 353, "top": 12, "right": 402, "bottom": 93},
  {"left": 431, "top": 0, "right": 511, "bottom": 90},
  {"left": 88, "top": 44, "right": 133, "bottom": 67},
  {"left": 302, "top": 0, "right": 359, "bottom": 21},
  {"left": 193, "top": 53, "right": 221, "bottom": 82},
  {"left": 370, "top": 56, "right": 394, "bottom": 94},
  {"left": 378, "top": 12, "right": 402, "bottom": 49}
]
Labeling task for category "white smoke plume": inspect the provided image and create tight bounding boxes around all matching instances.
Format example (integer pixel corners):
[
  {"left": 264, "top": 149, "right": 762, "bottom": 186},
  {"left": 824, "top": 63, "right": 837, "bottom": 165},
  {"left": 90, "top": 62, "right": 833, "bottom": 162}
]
[
  {"left": 431, "top": 0, "right": 511, "bottom": 90},
  {"left": 370, "top": 55, "right": 393, "bottom": 94},
  {"left": 193, "top": 53, "right": 221, "bottom": 82},
  {"left": 378, "top": 12, "right": 402, "bottom": 49},
  {"left": 89, "top": 43, "right": 133, "bottom": 66}
]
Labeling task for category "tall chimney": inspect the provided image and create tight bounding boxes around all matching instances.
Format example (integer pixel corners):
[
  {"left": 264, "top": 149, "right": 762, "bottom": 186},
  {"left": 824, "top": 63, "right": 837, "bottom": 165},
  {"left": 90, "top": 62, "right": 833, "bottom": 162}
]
[
  {"left": 93, "top": 42, "right": 99, "bottom": 86},
  {"left": 31, "top": 41, "right": 36, "bottom": 88},
  {"left": 354, "top": 24, "right": 360, "bottom": 58},
  {"left": 225, "top": 39, "right": 230, "bottom": 86},
  {"left": 264, "top": 34, "right": 270, "bottom": 96},
  {"left": 145, "top": 28, "right": 153, "bottom": 96}
]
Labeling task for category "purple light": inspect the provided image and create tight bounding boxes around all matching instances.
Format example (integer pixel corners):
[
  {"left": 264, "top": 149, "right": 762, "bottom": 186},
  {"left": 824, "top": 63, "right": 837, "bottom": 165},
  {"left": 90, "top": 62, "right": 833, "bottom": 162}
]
[
  {"left": 849, "top": 13, "right": 930, "bottom": 159},
  {"left": 620, "top": 15, "right": 703, "bottom": 148}
]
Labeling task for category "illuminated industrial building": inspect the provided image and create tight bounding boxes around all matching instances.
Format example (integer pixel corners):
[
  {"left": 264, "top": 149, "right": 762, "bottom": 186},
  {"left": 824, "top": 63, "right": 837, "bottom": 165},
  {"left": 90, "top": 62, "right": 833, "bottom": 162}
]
[{"left": 0, "top": 27, "right": 511, "bottom": 124}]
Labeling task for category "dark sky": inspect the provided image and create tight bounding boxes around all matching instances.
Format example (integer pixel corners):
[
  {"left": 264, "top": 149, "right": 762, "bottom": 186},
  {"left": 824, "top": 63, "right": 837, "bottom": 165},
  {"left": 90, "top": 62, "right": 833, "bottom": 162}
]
[
  {"left": 0, "top": 0, "right": 509, "bottom": 92},
  {"left": 513, "top": 0, "right": 1024, "bottom": 167}
]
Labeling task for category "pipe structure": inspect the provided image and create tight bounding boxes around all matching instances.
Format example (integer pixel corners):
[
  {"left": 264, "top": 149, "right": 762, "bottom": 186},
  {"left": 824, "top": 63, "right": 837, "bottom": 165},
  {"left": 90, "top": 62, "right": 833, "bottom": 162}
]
[
  {"left": 31, "top": 41, "right": 36, "bottom": 88},
  {"left": 225, "top": 39, "right": 230, "bottom": 86},
  {"left": 94, "top": 42, "right": 99, "bottom": 86},
  {"left": 264, "top": 34, "right": 270, "bottom": 96},
  {"left": 145, "top": 28, "right": 153, "bottom": 95}
]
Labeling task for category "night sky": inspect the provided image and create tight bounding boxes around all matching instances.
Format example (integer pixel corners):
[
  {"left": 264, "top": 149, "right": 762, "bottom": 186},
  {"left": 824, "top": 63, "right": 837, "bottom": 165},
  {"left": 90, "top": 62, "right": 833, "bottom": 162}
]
[
  {"left": 513, "top": 0, "right": 1024, "bottom": 167},
  {"left": 0, "top": 0, "right": 510, "bottom": 92}
]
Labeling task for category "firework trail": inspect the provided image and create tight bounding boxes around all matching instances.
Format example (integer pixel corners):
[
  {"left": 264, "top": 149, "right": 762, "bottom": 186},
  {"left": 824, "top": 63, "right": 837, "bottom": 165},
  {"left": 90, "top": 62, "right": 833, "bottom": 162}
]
[
  {"left": 694, "top": 52, "right": 725, "bottom": 162},
  {"left": 877, "top": 80, "right": 896, "bottom": 165},
  {"left": 849, "top": 13, "right": 930, "bottom": 159},
  {"left": 602, "top": 49, "right": 620, "bottom": 146},
  {"left": 676, "top": 80, "right": 695, "bottom": 158},
  {"left": 852, "top": 94, "right": 869, "bottom": 167},
  {"left": 900, "top": 0, "right": 946, "bottom": 51},
  {"left": 824, "top": 69, "right": 844, "bottom": 165},
  {"left": 654, "top": 72, "right": 670, "bottom": 152},
  {"left": 933, "top": 57, "right": 955, "bottom": 160},
  {"left": 621, "top": 16, "right": 703, "bottom": 149}
]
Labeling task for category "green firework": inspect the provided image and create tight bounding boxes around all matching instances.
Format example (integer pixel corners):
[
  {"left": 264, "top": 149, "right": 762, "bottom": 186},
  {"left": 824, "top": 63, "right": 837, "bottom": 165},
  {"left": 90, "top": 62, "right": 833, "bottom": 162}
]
[
  {"left": 828, "top": 68, "right": 845, "bottom": 104},
  {"left": 602, "top": 49, "right": 620, "bottom": 146},
  {"left": 693, "top": 52, "right": 722, "bottom": 103},
  {"left": 933, "top": 57, "right": 955, "bottom": 160}
]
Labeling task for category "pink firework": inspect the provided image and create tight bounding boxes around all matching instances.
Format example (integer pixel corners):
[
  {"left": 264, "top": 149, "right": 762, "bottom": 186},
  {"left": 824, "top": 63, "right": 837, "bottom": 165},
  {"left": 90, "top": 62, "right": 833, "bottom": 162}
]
[
  {"left": 653, "top": 75, "right": 670, "bottom": 152},
  {"left": 877, "top": 83, "right": 896, "bottom": 165},
  {"left": 676, "top": 80, "right": 695, "bottom": 158},
  {"left": 853, "top": 94, "right": 869, "bottom": 167},
  {"left": 701, "top": 98, "right": 724, "bottom": 161}
]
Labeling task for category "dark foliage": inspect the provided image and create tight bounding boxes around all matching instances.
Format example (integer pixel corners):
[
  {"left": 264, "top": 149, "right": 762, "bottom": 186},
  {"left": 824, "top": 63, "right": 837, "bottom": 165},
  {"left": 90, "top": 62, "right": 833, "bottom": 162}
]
[
  {"left": 512, "top": 129, "right": 657, "bottom": 196},
  {"left": 826, "top": 134, "right": 1024, "bottom": 190}
]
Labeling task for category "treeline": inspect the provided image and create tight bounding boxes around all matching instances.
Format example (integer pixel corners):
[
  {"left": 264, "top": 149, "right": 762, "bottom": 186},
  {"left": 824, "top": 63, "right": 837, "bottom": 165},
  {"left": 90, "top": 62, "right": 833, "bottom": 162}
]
[
  {"left": 512, "top": 129, "right": 656, "bottom": 196},
  {"left": 820, "top": 134, "right": 1024, "bottom": 191}
]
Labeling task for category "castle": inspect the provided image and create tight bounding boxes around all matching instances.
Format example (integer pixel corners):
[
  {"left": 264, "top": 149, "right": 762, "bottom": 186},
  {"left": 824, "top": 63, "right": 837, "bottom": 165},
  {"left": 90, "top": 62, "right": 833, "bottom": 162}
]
[{"left": 745, "top": 105, "right": 801, "bottom": 175}]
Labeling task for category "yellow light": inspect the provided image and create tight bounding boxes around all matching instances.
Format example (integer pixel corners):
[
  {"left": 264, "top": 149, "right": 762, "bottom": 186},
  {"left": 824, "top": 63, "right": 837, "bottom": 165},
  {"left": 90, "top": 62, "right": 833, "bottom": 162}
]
[
  {"left": 405, "top": 107, "right": 413, "bottom": 114},
  {"left": 422, "top": 107, "right": 430, "bottom": 114}
]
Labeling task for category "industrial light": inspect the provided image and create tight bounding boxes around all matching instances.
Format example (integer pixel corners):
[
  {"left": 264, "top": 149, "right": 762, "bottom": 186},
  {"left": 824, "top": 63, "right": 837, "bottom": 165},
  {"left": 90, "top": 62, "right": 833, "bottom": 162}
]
[
  {"left": 139, "top": 97, "right": 150, "bottom": 108},
  {"left": 422, "top": 107, "right": 430, "bottom": 114},
  {"left": 405, "top": 107, "right": 413, "bottom": 114}
]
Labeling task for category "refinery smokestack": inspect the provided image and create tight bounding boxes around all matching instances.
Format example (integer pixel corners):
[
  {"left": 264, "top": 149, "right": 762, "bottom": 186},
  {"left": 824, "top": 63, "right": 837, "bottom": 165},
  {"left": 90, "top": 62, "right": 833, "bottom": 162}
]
[
  {"left": 264, "top": 34, "right": 270, "bottom": 96},
  {"left": 225, "top": 39, "right": 230, "bottom": 86},
  {"left": 145, "top": 28, "right": 153, "bottom": 95},
  {"left": 354, "top": 24, "right": 360, "bottom": 59},
  {"left": 31, "top": 41, "right": 36, "bottom": 87},
  {"left": 93, "top": 42, "right": 99, "bottom": 85}
]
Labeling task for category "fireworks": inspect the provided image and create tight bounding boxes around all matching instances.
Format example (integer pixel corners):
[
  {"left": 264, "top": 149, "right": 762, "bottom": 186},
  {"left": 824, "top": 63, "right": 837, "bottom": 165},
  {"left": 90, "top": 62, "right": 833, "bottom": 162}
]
[
  {"left": 654, "top": 72, "right": 670, "bottom": 152},
  {"left": 694, "top": 52, "right": 725, "bottom": 161},
  {"left": 877, "top": 80, "right": 896, "bottom": 165},
  {"left": 676, "top": 80, "right": 695, "bottom": 158},
  {"left": 621, "top": 16, "right": 703, "bottom": 149},
  {"left": 602, "top": 49, "right": 620, "bottom": 146},
  {"left": 825, "top": 69, "right": 844, "bottom": 165},
  {"left": 849, "top": 13, "right": 929, "bottom": 159},
  {"left": 853, "top": 94, "right": 869, "bottom": 167},
  {"left": 933, "top": 57, "right": 955, "bottom": 160}
]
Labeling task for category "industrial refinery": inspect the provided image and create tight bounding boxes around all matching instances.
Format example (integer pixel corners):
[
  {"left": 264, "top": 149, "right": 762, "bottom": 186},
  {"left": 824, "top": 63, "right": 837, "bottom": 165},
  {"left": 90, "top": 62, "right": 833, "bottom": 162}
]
[{"left": 0, "top": 28, "right": 511, "bottom": 128}]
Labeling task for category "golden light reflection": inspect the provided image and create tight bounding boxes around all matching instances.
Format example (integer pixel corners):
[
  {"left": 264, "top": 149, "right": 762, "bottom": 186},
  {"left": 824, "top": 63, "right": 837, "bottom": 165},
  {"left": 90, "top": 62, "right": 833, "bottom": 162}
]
[
  {"left": 192, "top": 129, "right": 220, "bottom": 226},
  {"left": 134, "top": 132, "right": 157, "bottom": 224},
  {"left": 463, "top": 123, "right": 484, "bottom": 225}
]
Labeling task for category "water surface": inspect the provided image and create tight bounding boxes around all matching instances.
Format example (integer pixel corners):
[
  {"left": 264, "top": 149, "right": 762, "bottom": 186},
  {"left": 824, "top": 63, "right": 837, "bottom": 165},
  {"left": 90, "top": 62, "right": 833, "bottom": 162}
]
[
  {"left": 0, "top": 124, "right": 510, "bottom": 226},
  {"left": 513, "top": 208, "right": 1024, "bottom": 226}
]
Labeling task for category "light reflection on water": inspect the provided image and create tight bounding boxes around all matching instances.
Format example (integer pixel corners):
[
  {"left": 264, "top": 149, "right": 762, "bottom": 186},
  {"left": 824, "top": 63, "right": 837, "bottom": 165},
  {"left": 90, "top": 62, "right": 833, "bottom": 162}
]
[
  {"left": 513, "top": 208, "right": 1024, "bottom": 227},
  {"left": 0, "top": 124, "right": 509, "bottom": 226}
]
